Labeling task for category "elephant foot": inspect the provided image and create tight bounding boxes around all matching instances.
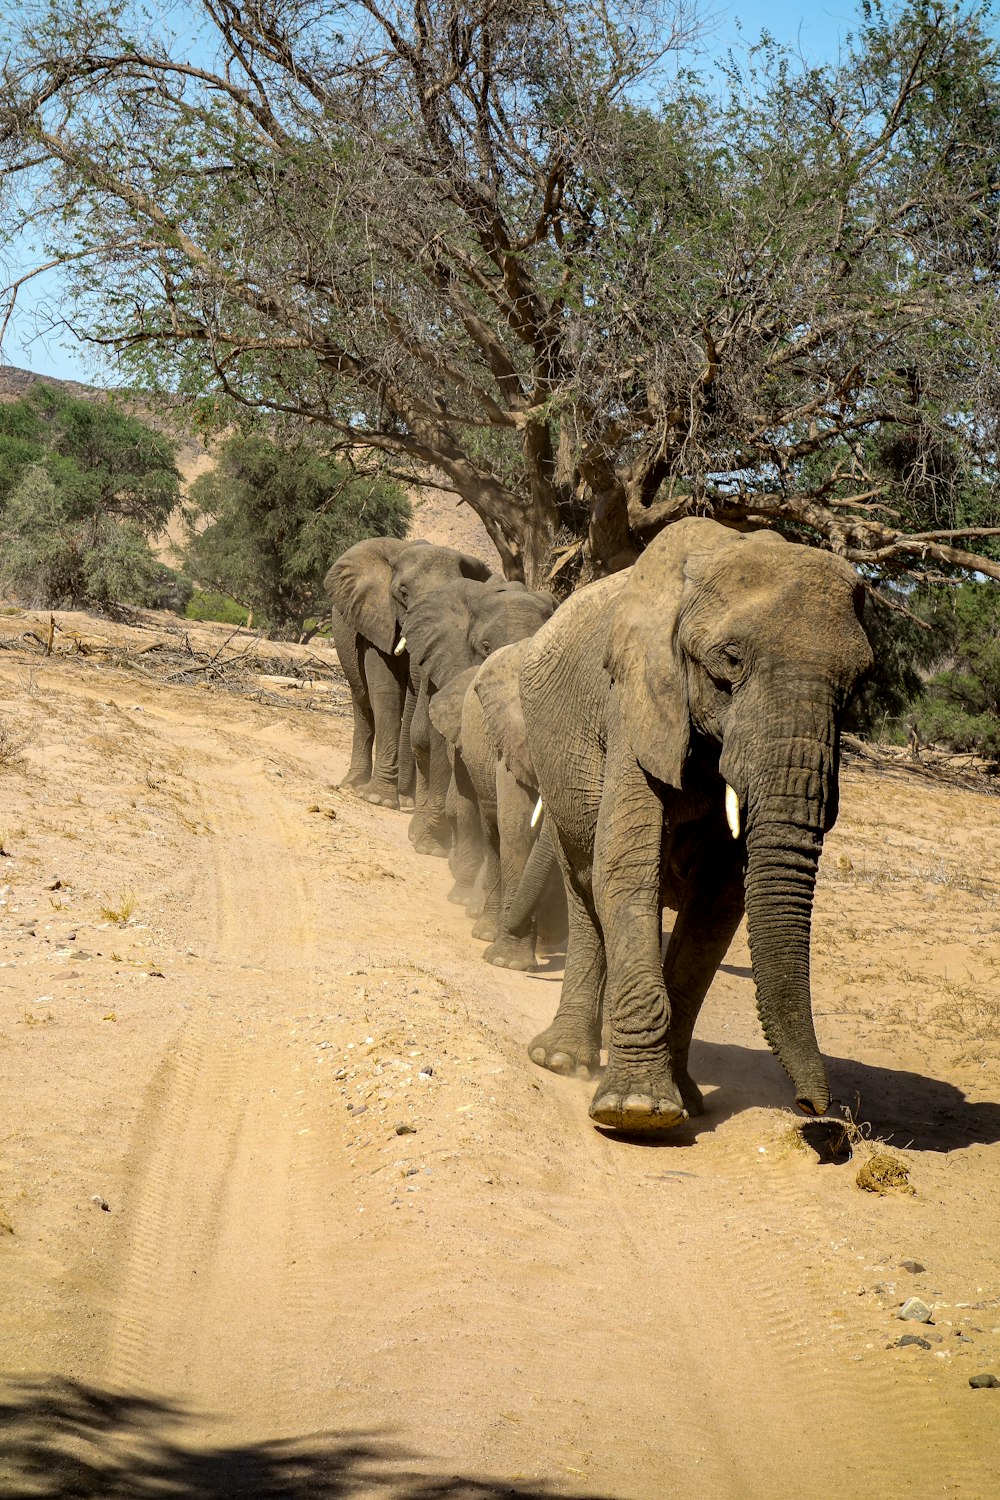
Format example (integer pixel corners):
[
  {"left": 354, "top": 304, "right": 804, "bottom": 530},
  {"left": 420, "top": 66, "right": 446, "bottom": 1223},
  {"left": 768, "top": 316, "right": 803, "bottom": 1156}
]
[
  {"left": 399, "top": 795, "right": 415, "bottom": 810},
  {"left": 471, "top": 912, "right": 499, "bottom": 943},
  {"left": 363, "top": 783, "right": 400, "bottom": 809},
  {"left": 483, "top": 934, "right": 537, "bottom": 971},
  {"left": 413, "top": 831, "right": 449, "bottom": 858},
  {"left": 673, "top": 1066, "right": 705, "bottom": 1117},
  {"left": 340, "top": 771, "right": 371, "bottom": 794},
  {"left": 528, "top": 1021, "right": 600, "bottom": 1079},
  {"left": 589, "top": 1052, "right": 688, "bottom": 1134},
  {"left": 447, "top": 880, "right": 475, "bottom": 906}
]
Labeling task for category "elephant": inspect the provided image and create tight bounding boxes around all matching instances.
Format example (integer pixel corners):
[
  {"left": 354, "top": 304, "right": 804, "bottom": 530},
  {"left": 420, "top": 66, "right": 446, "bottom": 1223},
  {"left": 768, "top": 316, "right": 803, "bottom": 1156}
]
[
  {"left": 428, "top": 644, "right": 565, "bottom": 970},
  {"left": 518, "top": 517, "right": 873, "bottom": 1135},
  {"left": 403, "top": 577, "right": 555, "bottom": 887},
  {"left": 323, "top": 537, "right": 493, "bottom": 812},
  {"left": 469, "top": 639, "right": 565, "bottom": 967}
]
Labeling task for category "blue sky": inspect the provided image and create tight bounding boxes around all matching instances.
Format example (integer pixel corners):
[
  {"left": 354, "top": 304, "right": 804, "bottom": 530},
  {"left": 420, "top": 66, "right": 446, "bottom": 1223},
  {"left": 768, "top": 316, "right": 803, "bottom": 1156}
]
[{"left": 0, "top": 2, "right": 874, "bottom": 384}]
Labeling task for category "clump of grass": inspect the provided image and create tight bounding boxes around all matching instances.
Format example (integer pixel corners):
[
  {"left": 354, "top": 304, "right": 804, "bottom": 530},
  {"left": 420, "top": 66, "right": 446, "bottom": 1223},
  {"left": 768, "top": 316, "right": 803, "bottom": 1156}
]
[
  {"left": 0, "top": 721, "right": 29, "bottom": 771},
  {"left": 101, "top": 888, "right": 137, "bottom": 925}
]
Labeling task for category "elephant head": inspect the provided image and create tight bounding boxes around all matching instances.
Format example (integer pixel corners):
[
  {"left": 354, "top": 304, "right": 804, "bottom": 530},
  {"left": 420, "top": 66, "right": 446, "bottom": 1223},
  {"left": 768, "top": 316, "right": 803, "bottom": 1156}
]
[
  {"left": 390, "top": 545, "right": 493, "bottom": 644},
  {"left": 403, "top": 579, "right": 554, "bottom": 690},
  {"left": 324, "top": 535, "right": 413, "bottom": 656},
  {"left": 605, "top": 517, "right": 873, "bottom": 1116},
  {"left": 325, "top": 538, "right": 494, "bottom": 658}
]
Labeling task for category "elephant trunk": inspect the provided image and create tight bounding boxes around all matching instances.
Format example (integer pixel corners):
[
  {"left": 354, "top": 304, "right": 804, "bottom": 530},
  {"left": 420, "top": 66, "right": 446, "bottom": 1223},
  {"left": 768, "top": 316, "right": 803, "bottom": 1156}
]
[
  {"left": 506, "top": 819, "right": 556, "bottom": 937},
  {"left": 736, "top": 704, "right": 839, "bottom": 1116}
]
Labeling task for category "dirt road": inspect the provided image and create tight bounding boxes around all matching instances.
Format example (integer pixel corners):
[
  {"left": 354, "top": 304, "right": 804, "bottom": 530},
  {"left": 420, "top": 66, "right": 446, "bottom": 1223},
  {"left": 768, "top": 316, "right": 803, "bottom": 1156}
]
[{"left": 0, "top": 620, "right": 998, "bottom": 1497}]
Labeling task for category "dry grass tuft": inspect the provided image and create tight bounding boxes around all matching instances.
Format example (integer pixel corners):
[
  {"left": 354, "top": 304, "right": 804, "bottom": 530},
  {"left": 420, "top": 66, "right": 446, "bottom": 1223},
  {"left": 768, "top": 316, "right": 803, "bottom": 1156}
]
[
  {"left": 101, "top": 888, "right": 137, "bottom": 925},
  {"left": 0, "top": 720, "right": 29, "bottom": 770}
]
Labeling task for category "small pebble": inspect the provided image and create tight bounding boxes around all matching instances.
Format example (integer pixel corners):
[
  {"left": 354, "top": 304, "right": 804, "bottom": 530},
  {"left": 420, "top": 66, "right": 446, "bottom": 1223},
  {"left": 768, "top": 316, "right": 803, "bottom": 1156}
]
[
  {"left": 900, "top": 1259, "right": 926, "bottom": 1274},
  {"left": 394, "top": 1122, "right": 416, "bottom": 1135},
  {"left": 969, "top": 1373, "right": 1000, "bottom": 1389},
  {"left": 895, "top": 1335, "right": 931, "bottom": 1350},
  {"left": 90, "top": 1195, "right": 110, "bottom": 1212}
]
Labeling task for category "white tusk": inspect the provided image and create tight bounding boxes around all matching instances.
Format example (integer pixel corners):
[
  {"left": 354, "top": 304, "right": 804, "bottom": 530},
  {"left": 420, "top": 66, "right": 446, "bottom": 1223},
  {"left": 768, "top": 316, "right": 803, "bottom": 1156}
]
[
  {"left": 530, "top": 796, "right": 543, "bottom": 829},
  {"left": 725, "top": 783, "right": 741, "bottom": 840},
  {"left": 393, "top": 636, "right": 407, "bottom": 656}
]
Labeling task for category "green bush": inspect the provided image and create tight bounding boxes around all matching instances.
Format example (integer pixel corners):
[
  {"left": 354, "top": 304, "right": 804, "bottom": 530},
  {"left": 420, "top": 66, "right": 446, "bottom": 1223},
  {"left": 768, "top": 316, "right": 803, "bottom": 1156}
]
[
  {"left": 183, "top": 432, "right": 410, "bottom": 634},
  {"left": 0, "top": 384, "right": 182, "bottom": 611},
  {"left": 850, "top": 580, "right": 1000, "bottom": 761},
  {"left": 184, "top": 590, "right": 249, "bottom": 626},
  {"left": 0, "top": 465, "right": 183, "bottom": 610}
]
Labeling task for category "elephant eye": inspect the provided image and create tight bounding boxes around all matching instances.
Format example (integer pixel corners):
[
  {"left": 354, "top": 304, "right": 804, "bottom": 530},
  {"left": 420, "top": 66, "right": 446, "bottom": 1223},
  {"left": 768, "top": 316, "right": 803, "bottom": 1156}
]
[
  {"left": 480, "top": 639, "right": 491, "bottom": 655},
  {"left": 708, "top": 643, "right": 743, "bottom": 686}
]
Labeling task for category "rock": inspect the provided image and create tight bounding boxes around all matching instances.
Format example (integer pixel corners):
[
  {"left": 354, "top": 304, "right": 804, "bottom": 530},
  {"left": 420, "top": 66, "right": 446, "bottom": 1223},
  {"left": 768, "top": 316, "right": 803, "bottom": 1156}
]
[
  {"left": 394, "top": 1122, "right": 416, "bottom": 1135},
  {"left": 350, "top": 1104, "right": 367, "bottom": 1116},
  {"left": 900, "top": 1259, "right": 926, "bottom": 1274},
  {"left": 895, "top": 1335, "right": 931, "bottom": 1350},
  {"left": 90, "top": 1195, "right": 110, "bottom": 1212},
  {"left": 418, "top": 1066, "right": 434, "bottom": 1079},
  {"left": 969, "top": 1373, "right": 1000, "bottom": 1389},
  {"left": 897, "top": 1298, "right": 934, "bottom": 1323},
  {"left": 47, "top": 878, "right": 62, "bottom": 891}
]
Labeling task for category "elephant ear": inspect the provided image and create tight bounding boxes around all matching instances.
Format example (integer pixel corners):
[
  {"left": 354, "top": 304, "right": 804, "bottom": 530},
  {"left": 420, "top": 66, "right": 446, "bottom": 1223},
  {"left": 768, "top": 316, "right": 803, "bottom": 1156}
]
[
  {"left": 474, "top": 639, "right": 535, "bottom": 789},
  {"left": 324, "top": 536, "right": 406, "bottom": 656},
  {"left": 456, "top": 552, "right": 494, "bottom": 583},
  {"left": 401, "top": 580, "right": 481, "bottom": 688},
  {"left": 428, "top": 666, "right": 478, "bottom": 752},
  {"left": 604, "top": 517, "right": 739, "bottom": 789}
]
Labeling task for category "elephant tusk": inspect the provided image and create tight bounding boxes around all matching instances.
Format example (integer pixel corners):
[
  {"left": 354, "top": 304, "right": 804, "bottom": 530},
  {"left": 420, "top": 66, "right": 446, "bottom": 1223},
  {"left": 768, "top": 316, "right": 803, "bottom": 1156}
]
[
  {"left": 530, "top": 796, "right": 543, "bottom": 830},
  {"left": 393, "top": 636, "right": 407, "bottom": 656},
  {"left": 725, "top": 783, "right": 741, "bottom": 840}
]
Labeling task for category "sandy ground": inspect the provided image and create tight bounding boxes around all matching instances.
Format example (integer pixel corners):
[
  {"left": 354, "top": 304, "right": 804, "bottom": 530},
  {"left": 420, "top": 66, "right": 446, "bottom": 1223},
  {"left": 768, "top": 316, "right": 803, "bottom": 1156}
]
[{"left": 0, "top": 608, "right": 998, "bottom": 1499}]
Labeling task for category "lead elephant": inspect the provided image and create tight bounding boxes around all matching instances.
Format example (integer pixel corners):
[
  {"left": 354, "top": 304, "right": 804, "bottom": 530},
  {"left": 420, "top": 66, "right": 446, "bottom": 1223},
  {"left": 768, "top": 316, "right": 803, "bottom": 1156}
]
[
  {"left": 324, "top": 537, "right": 493, "bottom": 811},
  {"left": 519, "top": 517, "right": 872, "bottom": 1135}
]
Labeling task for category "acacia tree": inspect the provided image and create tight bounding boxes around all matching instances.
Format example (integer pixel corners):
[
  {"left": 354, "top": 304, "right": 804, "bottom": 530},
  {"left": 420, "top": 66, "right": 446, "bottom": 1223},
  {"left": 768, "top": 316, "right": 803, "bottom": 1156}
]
[{"left": 2, "top": 0, "right": 999, "bottom": 586}]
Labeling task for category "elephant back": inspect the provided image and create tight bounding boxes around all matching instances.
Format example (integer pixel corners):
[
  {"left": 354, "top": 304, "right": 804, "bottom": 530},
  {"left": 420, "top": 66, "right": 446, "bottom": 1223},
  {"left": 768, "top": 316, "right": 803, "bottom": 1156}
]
[
  {"left": 474, "top": 639, "right": 536, "bottom": 790},
  {"left": 324, "top": 536, "right": 410, "bottom": 655}
]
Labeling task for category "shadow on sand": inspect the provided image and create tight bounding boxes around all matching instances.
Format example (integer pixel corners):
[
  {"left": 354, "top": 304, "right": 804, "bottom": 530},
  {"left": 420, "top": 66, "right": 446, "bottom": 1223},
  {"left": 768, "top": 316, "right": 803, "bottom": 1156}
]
[
  {"left": 0, "top": 1377, "right": 616, "bottom": 1500},
  {"left": 685, "top": 1037, "right": 1000, "bottom": 1154},
  {"left": 593, "top": 1038, "right": 1000, "bottom": 1154}
]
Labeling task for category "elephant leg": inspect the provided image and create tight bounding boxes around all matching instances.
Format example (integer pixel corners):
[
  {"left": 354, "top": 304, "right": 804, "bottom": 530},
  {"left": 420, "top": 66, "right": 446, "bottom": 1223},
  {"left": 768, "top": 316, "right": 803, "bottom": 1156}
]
[
  {"left": 447, "top": 754, "right": 483, "bottom": 905},
  {"left": 471, "top": 804, "right": 502, "bottom": 941},
  {"left": 527, "top": 834, "right": 604, "bottom": 1078},
  {"left": 397, "top": 683, "right": 417, "bottom": 807},
  {"left": 330, "top": 606, "right": 373, "bottom": 792},
  {"left": 408, "top": 677, "right": 431, "bottom": 841},
  {"left": 589, "top": 704, "right": 686, "bottom": 1134},
  {"left": 359, "top": 642, "right": 406, "bottom": 808},
  {"left": 483, "top": 763, "right": 538, "bottom": 971},
  {"left": 661, "top": 841, "right": 746, "bottom": 1117},
  {"left": 409, "top": 708, "right": 451, "bottom": 858}
]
